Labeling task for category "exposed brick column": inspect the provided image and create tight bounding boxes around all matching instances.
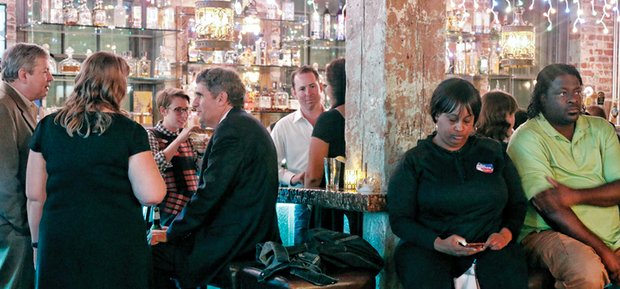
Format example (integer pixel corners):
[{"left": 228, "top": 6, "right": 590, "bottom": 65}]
[{"left": 345, "top": 0, "right": 445, "bottom": 288}]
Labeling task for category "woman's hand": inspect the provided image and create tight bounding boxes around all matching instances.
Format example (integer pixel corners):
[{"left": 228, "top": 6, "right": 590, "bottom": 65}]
[
  {"left": 434, "top": 235, "right": 485, "bottom": 256},
  {"left": 484, "top": 228, "right": 512, "bottom": 251}
]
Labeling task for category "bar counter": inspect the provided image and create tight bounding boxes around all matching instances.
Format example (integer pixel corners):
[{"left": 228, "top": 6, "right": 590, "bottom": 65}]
[
  {"left": 277, "top": 188, "right": 398, "bottom": 289},
  {"left": 277, "top": 187, "right": 387, "bottom": 212}
]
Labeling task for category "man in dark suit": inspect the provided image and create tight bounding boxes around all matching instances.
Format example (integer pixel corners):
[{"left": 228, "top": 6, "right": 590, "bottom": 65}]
[
  {"left": 151, "top": 67, "right": 281, "bottom": 289},
  {"left": 0, "top": 43, "right": 54, "bottom": 289}
]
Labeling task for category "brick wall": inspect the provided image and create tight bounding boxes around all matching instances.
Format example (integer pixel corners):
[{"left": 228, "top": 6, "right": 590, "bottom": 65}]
[
  {"left": 1, "top": 0, "right": 16, "bottom": 47},
  {"left": 567, "top": 2, "right": 615, "bottom": 98}
]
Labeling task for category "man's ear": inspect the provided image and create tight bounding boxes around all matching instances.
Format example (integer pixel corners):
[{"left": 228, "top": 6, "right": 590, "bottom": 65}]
[
  {"left": 218, "top": 91, "right": 229, "bottom": 106},
  {"left": 17, "top": 68, "right": 28, "bottom": 82}
]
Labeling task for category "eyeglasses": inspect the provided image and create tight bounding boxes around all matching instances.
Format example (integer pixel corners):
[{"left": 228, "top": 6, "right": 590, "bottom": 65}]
[{"left": 168, "top": 107, "right": 192, "bottom": 115}]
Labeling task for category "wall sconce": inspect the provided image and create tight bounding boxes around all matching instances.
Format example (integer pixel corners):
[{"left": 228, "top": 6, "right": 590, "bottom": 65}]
[
  {"left": 344, "top": 170, "right": 359, "bottom": 191},
  {"left": 500, "top": 7, "right": 535, "bottom": 67},
  {"left": 195, "top": 0, "right": 235, "bottom": 51}
]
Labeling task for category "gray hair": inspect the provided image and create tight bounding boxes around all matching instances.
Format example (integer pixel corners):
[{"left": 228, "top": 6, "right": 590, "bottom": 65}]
[
  {"left": 195, "top": 67, "right": 246, "bottom": 108},
  {"left": 2, "top": 43, "right": 49, "bottom": 83}
]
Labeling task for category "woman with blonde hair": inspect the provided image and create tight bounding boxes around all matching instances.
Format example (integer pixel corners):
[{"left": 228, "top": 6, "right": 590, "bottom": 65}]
[
  {"left": 476, "top": 90, "right": 519, "bottom": 143},
  {"left": 26, "top": 51, "right": 165, "bottom": 288}
]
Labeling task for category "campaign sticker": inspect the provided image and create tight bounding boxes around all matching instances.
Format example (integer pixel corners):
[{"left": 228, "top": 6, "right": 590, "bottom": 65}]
[{"left": 476, "top": 162, "right": 494, "bottom": 173}]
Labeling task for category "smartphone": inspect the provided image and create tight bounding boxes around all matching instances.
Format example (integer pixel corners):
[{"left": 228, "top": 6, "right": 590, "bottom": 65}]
[{"left": 463, "top": 242, "right": 485, "bottom": 249}]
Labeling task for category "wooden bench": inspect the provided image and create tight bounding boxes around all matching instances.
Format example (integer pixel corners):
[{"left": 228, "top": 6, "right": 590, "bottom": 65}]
[{"left": 235, "top": 266, "right": 376, "bottom": 289}]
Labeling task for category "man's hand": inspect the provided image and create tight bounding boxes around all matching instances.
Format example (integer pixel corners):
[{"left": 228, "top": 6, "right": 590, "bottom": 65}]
[
  {"left": 148, "top": 227, "right": 169, "bottom": 246},
  {"left": 546, "top": 177, "right": 579, "bottom": 206},
  {"left": 600, "top": 248, "right": 620, "bottom": 284},
  {"left": 291, "top": 172, "right": 305, "bottom": 186},
  {"left": 433, "top": 235, "right": 485, "bottom": 257}
]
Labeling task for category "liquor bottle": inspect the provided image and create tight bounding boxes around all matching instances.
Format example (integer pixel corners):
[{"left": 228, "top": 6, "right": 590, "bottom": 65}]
[
  {"left": 473, "top": 9, "right": 484, "bottom": 34},
  {"left": 77, "top": 0, "right": 92, "bottom": 26},
  {"left": 159, "top": 0, "right": 175, "bottom": 30},
  {"left": 151, "top": 206, "right": 162, "bottom": 230},
  {"left": 254, "top": 37, "right": 265, "bottom": 65},
  {"left": 93, "top": 0, "right": 107, "bottom": 27},
  {"left": 40, "top": 0, "right": 50, "bottom": 23},
  {"left": 266, "top": 0, "right": 278, "bottom": 19},
  {"left": 42, "top": 44, "right": 57, "bottom": 74},
  {"left": 323, "top": 2, "right": 331, "bottom": 40},
  {"left": 146, "top": 0, "right": 159, "bottom": 29},
  {"left": 138, "top": 51, "right": 151, "bottom": 77},
  {"left": 489, "top": 48, "right": 500, "bottom": 74},
  {"left": 597, "top": 92, "right": 606, "bottom": 106},
  {"left": 478, "top": 54, "right": 489, "bottom": 75},
  {"left": 123, "top": 51, "right": 138, "bottom": 77},
  {"left": 311, "top": 9, "right": 321, "bottom": 40},
  {"left": 50, "top": 0, "right": 64, "bottom": 24},
  {"left": 59, "top": 47, "right": 81, "bottom": 74},
  {"left": 468, "top": 41, "right": 478, "bottom": 75},
  {"left": 336, "top": 3, "right": 345, "bottom": 41},
  {"left": 154, "top": 46, "right": 171, "bottom": 78},
  {"left": 483, "top": 10, "right": 491, "bottom": 34},
  {"left": 63, "top": 0, "right": 78, "bottom": 26},
  {"left": 274, "top": 83, "right": 290, "bottom": 110},
  {"left": 113, "top": 0, "right": 127, "bottom": 27},
  {"left": 461, "top": 10, "right": 472, "bottom": 33},
  {"left": 282, "top": 0, "right": 294, "bottom": 21},
  {"left": 132, "top": 0, "right": 142, "bottom": 28}
]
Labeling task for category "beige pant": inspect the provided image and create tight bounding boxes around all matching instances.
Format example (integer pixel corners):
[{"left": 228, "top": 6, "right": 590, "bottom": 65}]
[{"left": 522, "top": 230, "right": 610, "bottom": 289}]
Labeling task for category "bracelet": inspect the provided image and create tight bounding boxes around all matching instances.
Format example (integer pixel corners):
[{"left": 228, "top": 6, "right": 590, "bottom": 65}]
[{"left": 31, "top": 242, "right": 38, "bottom": 249}]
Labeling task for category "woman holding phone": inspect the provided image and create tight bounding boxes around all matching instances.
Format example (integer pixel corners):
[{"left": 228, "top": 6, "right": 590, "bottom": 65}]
[{"left": 387, "top": 78, "right": 528, "bottom": 289}]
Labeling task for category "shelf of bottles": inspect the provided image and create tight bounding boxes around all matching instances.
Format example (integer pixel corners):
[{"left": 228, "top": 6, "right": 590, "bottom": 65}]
[
  {"left": 178, "top": 0, "right": 346, "bottom": 118},
  {"left": 21, "top": 0, "right": 185, "bottom": 126}
]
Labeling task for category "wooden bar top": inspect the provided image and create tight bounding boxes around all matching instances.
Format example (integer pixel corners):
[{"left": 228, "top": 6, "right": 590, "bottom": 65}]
[{"left": 277, "top": 187, "right": 387, "bottom": 213}]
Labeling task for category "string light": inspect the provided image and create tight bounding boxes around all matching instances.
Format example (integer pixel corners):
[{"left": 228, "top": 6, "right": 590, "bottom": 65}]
[
  {"left": 591, "top": 0, "right": 597, "bottom": 16},
  {"left": 505, "top": 0, "right": 513, "bottom": 12},
  {"left": 543, "top": 1, "right": 553, "bottom": 31},
  {"left": 529, "top": 0, "right": 536, "bottom": 10},
  {"left": 573, "top": 0, "right": 584, "bottom": 32},
  {"left": 563, "top": 0, "right": 571, "bottom": 13}
]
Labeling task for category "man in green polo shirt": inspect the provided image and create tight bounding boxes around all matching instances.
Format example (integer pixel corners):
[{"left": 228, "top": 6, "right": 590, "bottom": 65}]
[{"left": 508, "top": 64, "right": 620, "bottom": 289}]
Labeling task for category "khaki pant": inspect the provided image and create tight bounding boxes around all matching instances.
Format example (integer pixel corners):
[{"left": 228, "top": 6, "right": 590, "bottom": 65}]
[{"left": 522, "top": 230, "right": 610, "bottom": 289}]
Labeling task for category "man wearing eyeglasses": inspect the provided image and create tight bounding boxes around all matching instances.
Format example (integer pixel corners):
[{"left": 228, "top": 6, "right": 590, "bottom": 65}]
[
  {"left": 508, "top": 64, "right": 620, "bottom": 289},
  {"left": 146, "top": 87, "right": 202, "bottom": 226}
]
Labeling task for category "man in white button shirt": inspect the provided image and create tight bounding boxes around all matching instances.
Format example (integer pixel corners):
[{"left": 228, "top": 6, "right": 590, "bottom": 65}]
[
  {"left": 271, "top": 66, "right": 324, "bottom": 244},
  {"left": 0, "top": 43, "right": 54, "bottom": 289}
]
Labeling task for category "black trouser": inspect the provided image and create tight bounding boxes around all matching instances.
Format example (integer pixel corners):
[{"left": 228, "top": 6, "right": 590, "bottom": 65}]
[
  {"left": 394, "top": 241, "right": 528, "bottom": 289},
  {"left": 151, "top": 243, "right": 179, "bottom": 289}
]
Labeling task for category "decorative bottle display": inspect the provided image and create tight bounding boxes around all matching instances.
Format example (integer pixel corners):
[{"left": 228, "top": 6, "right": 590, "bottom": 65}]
[
  {"left": 93, "top": 0, "right": 107, "bottom": 27},
  {"left": 138, "top": 51, "right": 151, "bottom": 78},
  {"left": 63, "top": 0, "right": 78, "bottom": 26},
  {"left": 336, "top": 3, "right": 345, "bottom": 40},
  {"left": 113, "top": 0, "right": 127, "bottom": 27},
  {"left": 323, "top": 2, "right": 331, "bottom": 40},
  {"left": 159, "top": 0, "right": 175, "bottom": 30},
  {"left": 154, "top": 46, "right": 171, "bottom": 78},
  {"left": 77, "top": 0, "right": 92, "bottom": 26},
  {"left": 58, "top": 47, "right": 81, "bottom": 74},
  {"left": 146, "top": 0, "right": 159, "bottom": 29},
  {"left": 311, "top": 9, "right": 321, "bottom": 39},
  {"left": 282, "top": 0, "right": 295, "bottom": 21},
  {"left": 40, "top": 0, "right": 50, "bottom": 23}
]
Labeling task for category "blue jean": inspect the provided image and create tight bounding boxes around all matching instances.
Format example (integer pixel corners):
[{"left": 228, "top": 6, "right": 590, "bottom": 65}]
[{"left": 294, "top": 204, "right": 311, "bottom": 245}]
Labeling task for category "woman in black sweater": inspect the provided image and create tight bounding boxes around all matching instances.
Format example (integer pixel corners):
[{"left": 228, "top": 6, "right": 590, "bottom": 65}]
[{"left": 387, "top": 78, "right": 528, "bottom": 289}]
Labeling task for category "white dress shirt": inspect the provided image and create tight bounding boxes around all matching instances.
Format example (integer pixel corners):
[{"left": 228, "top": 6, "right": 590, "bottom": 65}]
[{"left": 270, "top": 110, "right": 314, "bottom": 186}]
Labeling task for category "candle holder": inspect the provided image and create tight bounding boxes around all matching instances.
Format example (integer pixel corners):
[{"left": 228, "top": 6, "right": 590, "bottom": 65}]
[{"left": 344, "top": 169, "right": 359, "bottom": 191}]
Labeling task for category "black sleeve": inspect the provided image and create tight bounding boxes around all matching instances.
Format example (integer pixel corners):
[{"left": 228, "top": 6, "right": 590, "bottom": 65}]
[
  {"left": 312, "top": 111, "right": 336, "bottom": 144},
  {"left": 387, "top": 151, "right": 440, "bottom": 250}
]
